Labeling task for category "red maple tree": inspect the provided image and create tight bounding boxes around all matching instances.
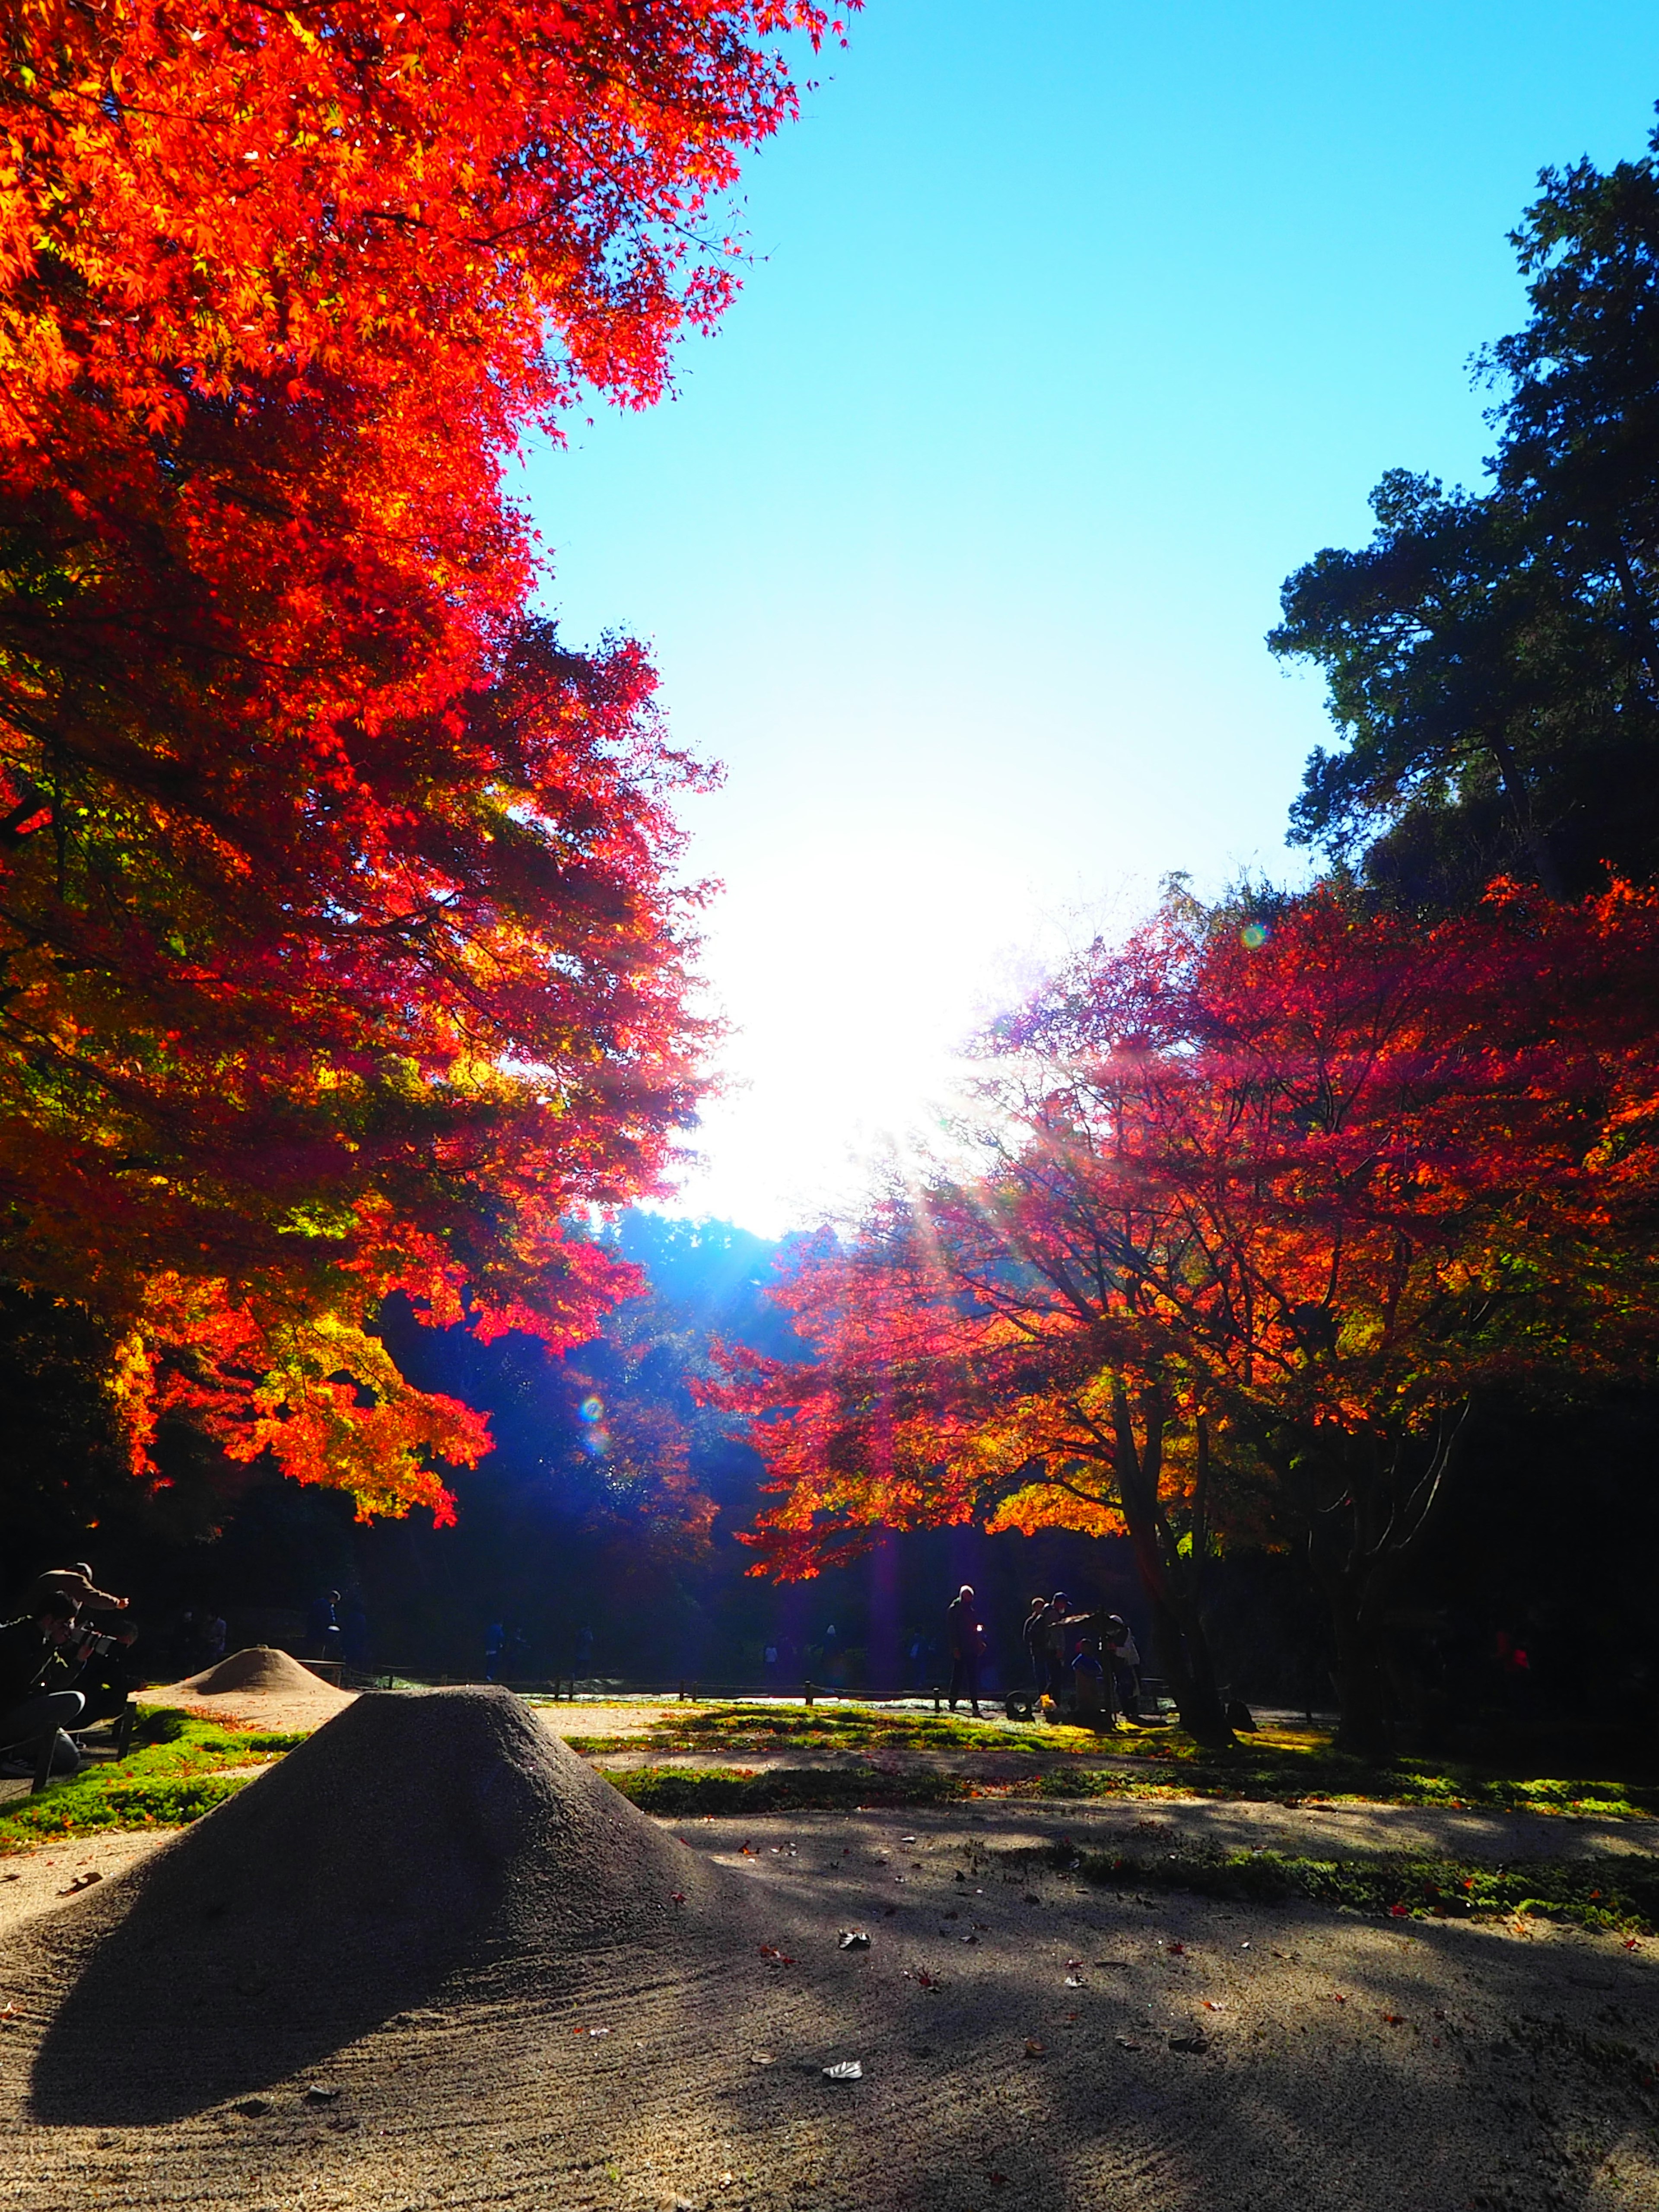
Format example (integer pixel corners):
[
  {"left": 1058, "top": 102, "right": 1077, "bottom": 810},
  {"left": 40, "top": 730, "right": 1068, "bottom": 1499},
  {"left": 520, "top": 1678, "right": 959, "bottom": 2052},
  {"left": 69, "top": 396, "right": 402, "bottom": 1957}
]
[
  {"left": 0, "top": 0, "right": 849, "bottom": 1514},
  {"left": 716, "top": 885, "right": 1659, "bottom": 1749}
]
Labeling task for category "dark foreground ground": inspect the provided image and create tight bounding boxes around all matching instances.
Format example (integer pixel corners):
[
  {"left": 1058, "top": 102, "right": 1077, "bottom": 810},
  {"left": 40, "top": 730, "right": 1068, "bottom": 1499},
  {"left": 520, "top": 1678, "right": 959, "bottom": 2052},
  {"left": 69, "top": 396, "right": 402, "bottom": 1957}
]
[{"left": 1, "top": 1786, "right": 1655, "bottom": 2212}]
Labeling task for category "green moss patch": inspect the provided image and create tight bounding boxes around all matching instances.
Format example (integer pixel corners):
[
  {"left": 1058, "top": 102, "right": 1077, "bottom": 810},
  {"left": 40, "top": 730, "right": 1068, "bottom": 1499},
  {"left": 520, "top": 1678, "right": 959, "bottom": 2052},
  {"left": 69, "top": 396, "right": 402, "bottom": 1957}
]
[
  {"left": 604, "top": 1764, "right": 978, "bottom": 1816},
  {"left": 0, "top": 1708, "right": 307, "bottom": 1851},
  {"left": 575, "top": 1703, "right": 1047, "bottom": 1759},
  {"left": 1056, "top": 1838, "right": 1659, "bottom": 1937}
]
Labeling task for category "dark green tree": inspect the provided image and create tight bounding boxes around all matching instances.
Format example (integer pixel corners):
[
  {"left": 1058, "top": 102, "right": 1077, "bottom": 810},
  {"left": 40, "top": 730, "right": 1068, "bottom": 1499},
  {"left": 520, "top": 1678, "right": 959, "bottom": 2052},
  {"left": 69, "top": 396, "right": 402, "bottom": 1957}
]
[{"left": 1272, "top": 118, "right": 1659, "bottom": 903}]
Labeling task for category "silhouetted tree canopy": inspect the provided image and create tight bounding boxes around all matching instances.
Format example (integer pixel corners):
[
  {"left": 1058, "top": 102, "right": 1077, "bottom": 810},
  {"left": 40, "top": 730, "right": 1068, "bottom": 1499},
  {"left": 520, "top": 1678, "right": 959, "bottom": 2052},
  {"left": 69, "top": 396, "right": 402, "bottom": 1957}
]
[{"left": 1273, "top": 118, "right": 1659, "bottom": 904}]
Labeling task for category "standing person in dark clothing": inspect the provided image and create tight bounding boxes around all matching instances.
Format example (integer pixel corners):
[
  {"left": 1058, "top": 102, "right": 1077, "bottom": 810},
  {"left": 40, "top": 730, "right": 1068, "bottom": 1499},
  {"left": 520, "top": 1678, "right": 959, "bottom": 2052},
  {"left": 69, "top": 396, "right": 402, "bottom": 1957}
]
[
  {"left": 1105, "top": 1615, "right": 1143, "bottom": 1719},
  {"left": 1045, "top": 1592, "right": 1074, "bottom": 1704},
  {"left": 946, "top": 1584, "right": 985, "bottom": 1716},
  {"left": 307, "top": 1590, "right": 341, "bottom": 1664},
  {"left": 341, "top": 1593, "right": 372, "bottom": 1672},
  {"left": 198, "top": 1606, "right": 227, "bottom": 1669},
  {"left": 1022, "top": 1596, "right": 1052, "bottom": 1699},
  {"left": 0, "top": 1595, "right": 89, "bottom": 1778}
]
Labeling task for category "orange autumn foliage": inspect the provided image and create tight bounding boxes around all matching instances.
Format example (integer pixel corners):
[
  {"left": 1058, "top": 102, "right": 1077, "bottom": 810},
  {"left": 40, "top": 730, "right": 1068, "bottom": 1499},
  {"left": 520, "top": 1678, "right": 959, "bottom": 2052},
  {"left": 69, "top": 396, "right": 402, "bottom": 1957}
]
[{"left": 0, "top": 0, "right": 848, "bottom": 1515}]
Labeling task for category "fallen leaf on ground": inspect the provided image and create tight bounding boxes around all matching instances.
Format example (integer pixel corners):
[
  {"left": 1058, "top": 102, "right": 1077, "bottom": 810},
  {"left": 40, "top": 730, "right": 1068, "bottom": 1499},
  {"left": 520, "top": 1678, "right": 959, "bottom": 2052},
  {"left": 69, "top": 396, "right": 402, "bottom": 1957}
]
[
  {"left": 1024, "top": 2039, "right": 1047, "bottom": 2057},
  {"left": 1115, "top": 2036, "right": 1142, "bottom": 2050},
  {"left": 823, "top": 2059, "right": 864, "bottom": 2082},
  {"left": 1167, "top": 2033, "right": 1207, "bottom": 2054},
  {"left": 838, "top": 1930, "right": 870, "bottom": 1950},
  {"left": 1065, "top": 1975, "right": 1084, "bottom": 1988}
]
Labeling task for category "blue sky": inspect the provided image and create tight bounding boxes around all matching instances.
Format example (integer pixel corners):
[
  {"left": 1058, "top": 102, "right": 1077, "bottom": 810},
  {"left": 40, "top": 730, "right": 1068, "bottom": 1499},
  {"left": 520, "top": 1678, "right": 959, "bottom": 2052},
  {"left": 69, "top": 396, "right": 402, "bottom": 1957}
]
[{"left": 525, "top": 0, "right": 1659, "bottom": 1235}]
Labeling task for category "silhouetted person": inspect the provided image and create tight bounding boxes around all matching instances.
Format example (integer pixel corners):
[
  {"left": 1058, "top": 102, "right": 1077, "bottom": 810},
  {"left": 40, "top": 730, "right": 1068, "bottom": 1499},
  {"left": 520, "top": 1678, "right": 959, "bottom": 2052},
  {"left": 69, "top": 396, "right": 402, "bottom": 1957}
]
[
  {"left": 23, "top": 1564, "right": 127, "bottom": 1618},
  {"left": 947, "top": 1584, "right": 984, "bottom": 1716},
  {"left": 1022, "top": 1595, "right": 1052, "bottom": 1698},
  {"left": 1044, "top": 1591, "right": 1074, "bottom": 1703},
  {"left": 307, "top": 1590, "right": 341, "bottom": 1663},
  {"left": 1071, "top": 1635, "right": 1115, "bottom": 1725},
  {"left": 1105, "top": 1614, "right": 1142, "bottom": 1718},
  {"left": 0, "top": 1594, "right": 89, "bottom": 1778},
  {"left": 71, "top": 1621, "right": 142, "bottom": 1755}
]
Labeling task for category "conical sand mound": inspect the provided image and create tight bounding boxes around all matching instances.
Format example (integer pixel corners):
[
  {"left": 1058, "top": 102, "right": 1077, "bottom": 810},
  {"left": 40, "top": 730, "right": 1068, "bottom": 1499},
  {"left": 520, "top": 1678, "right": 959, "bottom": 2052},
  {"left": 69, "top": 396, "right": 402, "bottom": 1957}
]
[
  {"left": 140, "top": 1642, "right": 356, "bottom": 1729},
  {"left": 24, "top": 1688, "right": 703, "bottom": 2121},
  {"left": 185, "top": 1644, "right": 328, "bottom": 1697}
]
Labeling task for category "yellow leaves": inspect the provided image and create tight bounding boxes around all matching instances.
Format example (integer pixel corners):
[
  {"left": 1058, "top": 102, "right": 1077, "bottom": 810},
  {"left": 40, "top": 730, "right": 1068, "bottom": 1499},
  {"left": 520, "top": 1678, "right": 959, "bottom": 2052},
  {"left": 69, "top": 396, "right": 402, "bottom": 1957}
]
[{"left": 985, "top": 1481, "right": 1126, "bottom": 1541}]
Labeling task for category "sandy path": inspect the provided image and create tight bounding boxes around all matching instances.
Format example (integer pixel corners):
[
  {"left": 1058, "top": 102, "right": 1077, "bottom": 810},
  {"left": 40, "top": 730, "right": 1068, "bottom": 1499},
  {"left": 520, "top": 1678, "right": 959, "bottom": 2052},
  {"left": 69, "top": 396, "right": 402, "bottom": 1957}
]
[
  {"left": 0, "top": 1831, "right": 184, "bottom": 1940},
  {"left": 137, "top": 1681, "right": 355, "bottom": 1734},
  {"left": 532, "top": 1699, "right": 684, "bottom": 1739},
  {"left": 2, "top": 1797, "right": 1656, "bottom": 2211}
]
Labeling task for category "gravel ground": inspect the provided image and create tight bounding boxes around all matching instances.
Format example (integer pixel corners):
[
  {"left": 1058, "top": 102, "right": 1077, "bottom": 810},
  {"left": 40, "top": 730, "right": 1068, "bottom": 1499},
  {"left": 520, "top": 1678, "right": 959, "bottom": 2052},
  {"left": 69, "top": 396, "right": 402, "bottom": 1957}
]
[{"left": 1, "top": 1765, "right": 1656, "bottom": 2212}]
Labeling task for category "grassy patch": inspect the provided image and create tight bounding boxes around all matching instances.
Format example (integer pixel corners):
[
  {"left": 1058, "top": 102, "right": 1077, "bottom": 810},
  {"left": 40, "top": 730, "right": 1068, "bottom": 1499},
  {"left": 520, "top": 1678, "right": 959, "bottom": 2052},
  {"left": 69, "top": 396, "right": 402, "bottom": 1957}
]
[
  {"left": 604, "top": 1764, "right": 979, "bottom": 1816},
  {"left": 572, "top": 1703, "right": 1103, "bottom": 1759},
  {"left": 573, "top": 1702, "right": 1657, "bottom": 1820},
  {"left": 0, "top": 1708, "right": 306, "bottom": 1851},
  {"left": 1057, "top": 1838, "right": 1659, "bottom": 1936}
]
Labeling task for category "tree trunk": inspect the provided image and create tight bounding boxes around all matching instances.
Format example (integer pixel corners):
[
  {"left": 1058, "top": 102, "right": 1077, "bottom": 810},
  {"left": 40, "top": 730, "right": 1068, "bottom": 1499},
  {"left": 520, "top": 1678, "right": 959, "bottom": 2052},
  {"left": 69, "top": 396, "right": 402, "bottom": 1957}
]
[
  {"left": 1325, "top": 1576, "right": 1395, "bottom": 1758},
  {"left": 1110, "top": 1380, "right": 1233, "bottom": 1748},
  {"left": 1303, "top": 1410, "right": 1470, "bottom": 1757}
]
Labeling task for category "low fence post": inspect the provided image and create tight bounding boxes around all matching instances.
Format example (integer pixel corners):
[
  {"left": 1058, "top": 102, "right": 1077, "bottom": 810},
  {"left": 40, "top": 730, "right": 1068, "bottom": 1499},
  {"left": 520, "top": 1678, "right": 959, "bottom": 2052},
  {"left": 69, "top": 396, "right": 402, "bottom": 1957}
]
[
  {"left": 932, "top": 1684, "right": 943, "bottom": 1713},
  {"left": 804, "top": 1678, "right": 815, "bottom": 1707}
]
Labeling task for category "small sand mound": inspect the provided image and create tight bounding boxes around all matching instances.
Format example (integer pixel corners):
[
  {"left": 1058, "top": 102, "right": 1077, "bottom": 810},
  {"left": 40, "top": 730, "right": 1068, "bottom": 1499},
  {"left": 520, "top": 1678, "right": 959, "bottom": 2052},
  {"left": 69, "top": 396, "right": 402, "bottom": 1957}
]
[
  {"left": 21, "top": 1688, "right": 705, "bottom": 2121},
  {"left": 140, "top": 1643, "right": 355, "bottom": 1730},
  {"left": 185, "top": 1644, "right": 327, "bottom": 1697}
]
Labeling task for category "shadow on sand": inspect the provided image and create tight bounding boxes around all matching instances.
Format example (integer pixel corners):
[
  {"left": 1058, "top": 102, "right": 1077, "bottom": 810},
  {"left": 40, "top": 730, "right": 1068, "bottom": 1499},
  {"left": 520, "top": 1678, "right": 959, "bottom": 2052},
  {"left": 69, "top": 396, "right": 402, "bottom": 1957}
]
[{"left": 29, "top": 1686, "right": 652, "bottom": 2124}]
